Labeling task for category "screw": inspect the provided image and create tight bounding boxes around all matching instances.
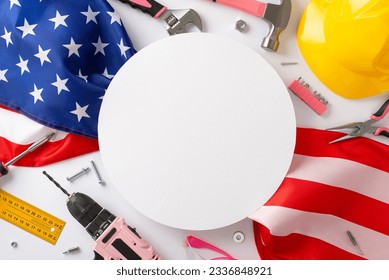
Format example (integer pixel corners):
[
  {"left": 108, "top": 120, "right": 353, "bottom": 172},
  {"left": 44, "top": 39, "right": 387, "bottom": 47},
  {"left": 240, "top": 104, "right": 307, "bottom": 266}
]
[
  {"left": 233, "top": 231, "right": 245, "bottom": 244},
  {"left": 62, "top": 246, "right": 80, "bottom": 255},
  {"left": 90, "top": 160, "right": 104, "bottom": 185},
  {"left": 11, "top": 241, "right": 17, "bottom": 248},
  {"left": 235, "top": 20, "right": 248, "bottom": 32},
  {"left": 66, "top": 167, "right": 90, "bottom": 182}
]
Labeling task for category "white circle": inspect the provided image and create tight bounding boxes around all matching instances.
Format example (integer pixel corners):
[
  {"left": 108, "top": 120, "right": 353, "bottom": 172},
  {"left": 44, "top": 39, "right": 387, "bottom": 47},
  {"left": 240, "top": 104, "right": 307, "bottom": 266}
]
[{"left": 99, "top": 33, "right": 296, "bottom": 230}]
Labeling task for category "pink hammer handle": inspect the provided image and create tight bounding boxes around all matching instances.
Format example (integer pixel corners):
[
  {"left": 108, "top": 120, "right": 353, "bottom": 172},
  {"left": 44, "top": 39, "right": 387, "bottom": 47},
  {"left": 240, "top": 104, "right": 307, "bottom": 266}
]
[{"left": 210, "top": 0, "right": 266, "bottom": 17}]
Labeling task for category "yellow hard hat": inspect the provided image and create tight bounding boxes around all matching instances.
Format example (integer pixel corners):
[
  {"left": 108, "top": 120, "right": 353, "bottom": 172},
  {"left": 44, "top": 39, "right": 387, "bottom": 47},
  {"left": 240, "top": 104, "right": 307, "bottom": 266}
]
[{"left": 297, "top": 0, "right": 389, "bottom": 99}]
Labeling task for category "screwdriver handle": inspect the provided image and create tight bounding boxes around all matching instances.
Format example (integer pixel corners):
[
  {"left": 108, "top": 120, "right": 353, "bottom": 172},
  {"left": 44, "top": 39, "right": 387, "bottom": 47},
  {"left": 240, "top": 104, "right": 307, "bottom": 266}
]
[{"left": 0, "top": 162, "right": 9, "bottom": 177}]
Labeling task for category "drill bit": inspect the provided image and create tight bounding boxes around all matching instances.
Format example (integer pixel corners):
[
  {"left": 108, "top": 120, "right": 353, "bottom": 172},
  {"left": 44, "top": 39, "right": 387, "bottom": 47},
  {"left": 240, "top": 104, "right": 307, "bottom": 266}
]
[{"left": 42, "top": 171, "right": 70, "bottom": 197}]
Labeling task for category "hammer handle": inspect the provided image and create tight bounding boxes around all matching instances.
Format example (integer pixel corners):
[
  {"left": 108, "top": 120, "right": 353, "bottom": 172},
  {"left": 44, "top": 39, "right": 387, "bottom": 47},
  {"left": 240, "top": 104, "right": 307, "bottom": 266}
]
[{"left": 210, "top": 0, "right": 266, "bottom": 17}]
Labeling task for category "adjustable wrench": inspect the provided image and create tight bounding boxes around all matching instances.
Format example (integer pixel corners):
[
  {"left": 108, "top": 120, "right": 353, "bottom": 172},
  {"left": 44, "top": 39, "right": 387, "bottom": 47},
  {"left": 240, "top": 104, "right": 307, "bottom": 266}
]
[{"left": 118, "top": 0, "right": 203, "bottom": 35}]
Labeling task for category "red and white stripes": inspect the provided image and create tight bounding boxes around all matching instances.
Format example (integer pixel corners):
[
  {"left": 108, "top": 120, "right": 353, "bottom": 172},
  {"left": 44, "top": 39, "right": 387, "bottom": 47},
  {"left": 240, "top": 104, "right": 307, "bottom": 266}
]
[
  {"left": 250, "top": 128, "right": 389, "bottom": 260},
  {"left": 0, "top": 106, "right": 98, "bottom": 167}
]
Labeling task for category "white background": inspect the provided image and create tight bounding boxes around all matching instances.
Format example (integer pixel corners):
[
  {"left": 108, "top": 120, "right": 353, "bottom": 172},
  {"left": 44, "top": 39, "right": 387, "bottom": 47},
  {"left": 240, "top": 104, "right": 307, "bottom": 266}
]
[{"left": 1, "top": 0, "right": 389, "bottom": 260}]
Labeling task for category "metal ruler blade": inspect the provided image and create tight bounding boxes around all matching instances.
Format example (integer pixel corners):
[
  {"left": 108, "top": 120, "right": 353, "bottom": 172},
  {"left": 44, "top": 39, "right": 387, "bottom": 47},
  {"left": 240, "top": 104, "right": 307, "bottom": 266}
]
[{"left": 0, "top": 189, "right": 65, "bottom": 245}]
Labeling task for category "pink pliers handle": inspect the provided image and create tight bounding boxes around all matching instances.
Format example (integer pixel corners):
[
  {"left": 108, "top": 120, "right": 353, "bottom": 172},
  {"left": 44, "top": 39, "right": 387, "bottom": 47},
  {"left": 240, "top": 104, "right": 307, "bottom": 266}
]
[
  {"left": 119, "top": 0, "right": 167, "bottom": 18},
  {"left": 371, "top": 98, "right": 389, "bottom": 137},
  {"left": 186, "top": 235, "right": 236, "bottom": 260},
  {"left": 209, "top": 0, "right": 266, "bottom": 17}
]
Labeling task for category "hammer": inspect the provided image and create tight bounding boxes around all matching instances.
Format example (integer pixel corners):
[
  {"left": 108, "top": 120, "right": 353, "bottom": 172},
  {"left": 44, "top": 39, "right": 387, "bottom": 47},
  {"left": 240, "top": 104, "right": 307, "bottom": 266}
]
[{"left": 210, "top": 0, "right": 291, "bottom": 52}]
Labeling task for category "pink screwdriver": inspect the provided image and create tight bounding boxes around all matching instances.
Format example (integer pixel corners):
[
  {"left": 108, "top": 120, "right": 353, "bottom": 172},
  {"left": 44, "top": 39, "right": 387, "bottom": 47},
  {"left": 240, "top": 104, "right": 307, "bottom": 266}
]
[{"left": 0, "top": 132, "right": 55, "bottom": 177}]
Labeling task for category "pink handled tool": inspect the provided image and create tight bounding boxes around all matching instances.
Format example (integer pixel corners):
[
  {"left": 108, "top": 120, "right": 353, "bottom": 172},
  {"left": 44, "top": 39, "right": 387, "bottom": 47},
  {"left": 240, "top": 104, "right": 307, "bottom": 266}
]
[
  {"left": 209, "top": 0, "right": 291, "bottom": 51},
  {"left": 211, "top": 0, "right": 267, "bottom": 17},
  {"left": 118, "top": 0, "right": 202, "bottom": 35},
  {"left": 43, "top": 171, "right": 160, "bottom": 260},
  {"left": 288, "top": 78, "right": 328, "bottom": 115},
  {"left": 327, "top": 98, "right": 389, "bottom": 144},
  {"left": 186, "top": 235, "right": 236, "bottom": 260},
  {"left": 93, "top": 217, "right": 159, "bottom": 260}
]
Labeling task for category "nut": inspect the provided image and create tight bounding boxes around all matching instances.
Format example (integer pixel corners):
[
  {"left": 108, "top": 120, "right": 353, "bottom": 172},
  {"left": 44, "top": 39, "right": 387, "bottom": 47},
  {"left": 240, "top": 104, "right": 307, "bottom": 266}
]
[{"left": 233, "top": 231, "right": 245, "bottom": 244}]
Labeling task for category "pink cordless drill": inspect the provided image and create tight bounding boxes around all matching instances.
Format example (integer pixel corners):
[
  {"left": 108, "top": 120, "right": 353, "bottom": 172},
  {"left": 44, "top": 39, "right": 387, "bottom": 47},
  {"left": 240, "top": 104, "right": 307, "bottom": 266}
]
[{"left": 43, "top": 171, "right": 160, "bottom": 260}]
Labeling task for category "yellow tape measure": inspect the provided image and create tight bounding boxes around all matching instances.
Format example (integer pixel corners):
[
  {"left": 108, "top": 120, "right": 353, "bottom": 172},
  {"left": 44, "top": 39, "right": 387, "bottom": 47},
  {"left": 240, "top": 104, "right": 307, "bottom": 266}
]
[{"left": 0, "top": 189, "right": 65, "bottom": 245}]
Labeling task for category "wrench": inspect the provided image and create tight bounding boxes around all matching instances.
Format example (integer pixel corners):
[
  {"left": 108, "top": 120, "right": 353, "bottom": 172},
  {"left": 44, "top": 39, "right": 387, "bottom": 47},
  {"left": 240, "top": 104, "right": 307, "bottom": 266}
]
[{"left": 118, "top": 0, "right": 203, "bottom": 35}]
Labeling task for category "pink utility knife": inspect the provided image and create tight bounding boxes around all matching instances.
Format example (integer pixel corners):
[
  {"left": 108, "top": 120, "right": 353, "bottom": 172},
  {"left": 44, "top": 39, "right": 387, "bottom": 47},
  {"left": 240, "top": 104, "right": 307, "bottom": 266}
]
[{"left": 210, "top": 0, "right": 291, "bottom": 51}]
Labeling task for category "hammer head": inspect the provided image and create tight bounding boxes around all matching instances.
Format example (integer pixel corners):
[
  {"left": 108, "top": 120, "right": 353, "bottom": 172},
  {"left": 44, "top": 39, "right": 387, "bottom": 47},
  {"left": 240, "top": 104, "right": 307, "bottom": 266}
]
[{"left": 262, "top": 0, "right": 291, "bottom": 52}]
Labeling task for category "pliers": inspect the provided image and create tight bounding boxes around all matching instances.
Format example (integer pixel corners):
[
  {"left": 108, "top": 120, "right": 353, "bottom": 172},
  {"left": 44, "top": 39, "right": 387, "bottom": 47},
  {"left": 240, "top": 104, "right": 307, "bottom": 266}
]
[{"left": 327, "top": 98, "right": 389, "bottom": 144}]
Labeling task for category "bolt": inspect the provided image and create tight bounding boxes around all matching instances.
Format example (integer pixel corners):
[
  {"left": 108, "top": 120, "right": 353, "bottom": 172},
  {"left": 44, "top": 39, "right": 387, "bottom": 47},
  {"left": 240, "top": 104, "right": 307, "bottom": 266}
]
[
  {"left": 66, "top": 167, "right": 90, "bottom": 182},
  {"left": 11, "top": 241, "right": 17, "bottom": 248},
  {"left": 90, "top": 160, "right": 104, "bottom": 185}
]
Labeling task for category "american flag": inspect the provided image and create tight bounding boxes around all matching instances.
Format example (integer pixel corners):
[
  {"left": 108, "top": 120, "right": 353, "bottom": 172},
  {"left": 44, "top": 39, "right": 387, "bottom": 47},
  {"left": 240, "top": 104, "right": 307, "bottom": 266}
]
[
  {"left": 0, "top": 0, "right": 136, "bottom": 166},
  {"left": 250, "top": 128, "right": 389, "bottom": 260}
]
